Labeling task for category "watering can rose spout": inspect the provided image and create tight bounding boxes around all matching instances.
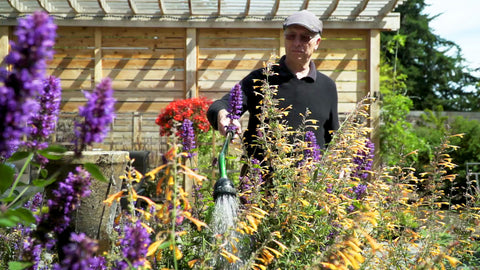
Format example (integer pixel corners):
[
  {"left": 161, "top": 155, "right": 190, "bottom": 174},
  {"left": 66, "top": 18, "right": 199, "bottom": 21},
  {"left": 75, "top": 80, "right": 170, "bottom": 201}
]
[{"left": 213, "top": 177, "right": 236, "bottom": 200}]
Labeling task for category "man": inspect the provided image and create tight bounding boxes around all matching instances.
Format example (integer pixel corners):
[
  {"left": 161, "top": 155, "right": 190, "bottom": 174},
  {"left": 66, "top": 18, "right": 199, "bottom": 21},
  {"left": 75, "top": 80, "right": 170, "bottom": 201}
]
[{"left": 207, "top": 10, "right": 339, "bottom": 161}]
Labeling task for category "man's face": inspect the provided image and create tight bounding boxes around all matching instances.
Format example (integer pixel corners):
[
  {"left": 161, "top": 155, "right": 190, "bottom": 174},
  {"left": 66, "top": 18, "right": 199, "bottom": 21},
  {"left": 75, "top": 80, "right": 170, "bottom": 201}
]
[{"left": 284, "top": 25, "right": 321, "bottom": 63}]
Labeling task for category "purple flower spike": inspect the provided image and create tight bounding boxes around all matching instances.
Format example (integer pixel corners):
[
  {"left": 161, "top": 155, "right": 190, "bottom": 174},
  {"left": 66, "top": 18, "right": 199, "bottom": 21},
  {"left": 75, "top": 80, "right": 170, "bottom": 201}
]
[
  {"left": 0, "top": 11, "right": 56, "bottom": 159},
  {"left": 304, "top": 131, "right": 322, "bottom": 162},
  {"left": 227, "top": 83, "right": 243, "bottom": 133},
  {"left": 53, "top": 233, "right": 106, "bottom": 270},
  {"left": 351, "top": 139, "right": 375, "bottom": 180},
  {"left": 180, "top": 119, "right": 196, "bottom": 158},
  {"left": 37, "top": 166, "right": 92, "bottom": 236},
  {"left": 74, "top": 77, "right": 116, "bottom": 155},
  {"left": 24, "top": 76, "right": 62, "bottom": 151},
  {"left": 113, "top": 220, "right": 151, "bottom": 270}
]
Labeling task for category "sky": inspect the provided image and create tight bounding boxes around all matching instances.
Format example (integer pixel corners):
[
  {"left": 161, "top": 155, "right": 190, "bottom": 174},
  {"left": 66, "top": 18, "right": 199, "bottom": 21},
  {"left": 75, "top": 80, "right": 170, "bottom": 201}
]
[{"left": 423, "top": 0, "right": 480, "bottom": 73}]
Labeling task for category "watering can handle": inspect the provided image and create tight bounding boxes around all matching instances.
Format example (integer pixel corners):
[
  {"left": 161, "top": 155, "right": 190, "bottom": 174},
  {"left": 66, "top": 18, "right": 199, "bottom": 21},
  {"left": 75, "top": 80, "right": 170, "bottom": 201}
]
[{"left": 218, "top": 131, "right": 234, "bottom": 179}]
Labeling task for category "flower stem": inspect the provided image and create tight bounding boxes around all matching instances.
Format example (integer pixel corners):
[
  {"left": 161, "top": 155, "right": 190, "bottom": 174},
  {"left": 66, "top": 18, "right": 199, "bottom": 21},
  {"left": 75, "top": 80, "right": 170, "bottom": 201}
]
[{"left": 7, "top": 152, "right": 34, "bottom": 198}]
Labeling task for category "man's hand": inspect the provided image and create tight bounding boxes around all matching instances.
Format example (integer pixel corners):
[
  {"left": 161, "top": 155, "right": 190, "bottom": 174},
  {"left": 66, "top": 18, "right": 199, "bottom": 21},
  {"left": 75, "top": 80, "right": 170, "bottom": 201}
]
[{"left": 217, "top": 109, "right": 242, "bottom": 137}]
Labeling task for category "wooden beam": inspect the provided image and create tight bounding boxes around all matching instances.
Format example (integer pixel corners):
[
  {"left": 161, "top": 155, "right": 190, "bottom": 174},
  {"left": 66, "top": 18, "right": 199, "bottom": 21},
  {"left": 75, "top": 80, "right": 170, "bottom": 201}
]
[
  {"left": 244, "top": 0, "right": 251, "bottom": 16},
  {"left": 67, "top": 0, "right": 84, "bottom": 13},
  {"left": 188, "top": 0, "right": 193, "bottom": 15},
  {"left": 301, "top": 0, "right": 310, "bottom": 10},
  {"left": 217, "top": 0, "right": 221, "bottom": 15},
  {"left": 185, "top": 28, "right": 197, "bottom": 98},
  {"left": 97, "top": 0, "right": 111, "bottom": 14},
  {"left": 348, "top": 0, "right": 370, "bottom": 20},
  {"left": 378, "top": 0, "right": 400, "bottom": 17},
  {"left": 6, "top": 0, "right": 27, "bottom": 13},
  {"left": 36, "top": 0, "right": 54, "bottom": 12},
  {"left": 158, "top": 0, "right": 165, "bottom": 15},
  {"left": 323, "top": 0, "right": 340, "bottom": 18},
  {"left": 271, "top": 0, "right": 280, "bottom": 17},
  {"left": 94, "top": 28, "right": 103, "bottom": 85},
  {"left": 128, "top": 0, "right": 139, "bottom": 15}
]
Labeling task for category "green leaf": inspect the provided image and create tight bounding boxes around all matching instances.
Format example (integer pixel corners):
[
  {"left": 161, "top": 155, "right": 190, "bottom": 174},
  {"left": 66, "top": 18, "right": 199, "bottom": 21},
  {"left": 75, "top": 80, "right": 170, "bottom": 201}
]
[
  {"left": 32, "top": 177, "right": 57, "bottom": 188},
  {"left": 7, "top": 152, "right": 30, "bottom": 162},
  {"left": 8, "top": 261, "right": 33, "bottom": 270},
  {"left": 12, "top": 208, "right": 36, "bottom": 225},
  {"left": 0, "top": 217, "right": 17, "bottom": 228},
  {"left": 0, "top": 163, "right": 15, "bottom": 194},
  {"left": 37, "top": 145, "right": 67, "bottom": 160},
  {"left": 84, "top": 163, "right": 108, "bottom": 183}
]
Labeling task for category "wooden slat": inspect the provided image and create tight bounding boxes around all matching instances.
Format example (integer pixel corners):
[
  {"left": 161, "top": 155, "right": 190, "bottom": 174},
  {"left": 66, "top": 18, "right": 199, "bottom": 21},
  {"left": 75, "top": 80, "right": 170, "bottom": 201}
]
[
  {"left": 198, "top": 80, "right": 366, "bottom": 94},
  {"left": 56, "top": 27, "right": 94, "bottom": 36},
  {"left": 48, "top": 59, "right": 95, "bottom": 69},
  {"left": 46, "top": 68, "right": 94, "bottom": 80},
  {"left": 319, "top": 39, "right": 368, "bottom": 49},
  {"left": 102, "top": 49, "right": 184, "bottom": 59},
  {"left": 102, "top": 59, "right": 184, "bottom": 69},
  {"left": 199, "top": 51, "right": 277, "bottom": 60},
  {"left": 102, "top": 28, "right": 185, "bottom": 37},
  {"left": 198, "top": 70, "right": 367, "bottom": 82},
  {"left": 198, "top": 38, "right": 279, "bottom": 49},
  {"left": 199, "top": 28, "right": 277, "bottom": 38},
  {"left": 57, "top": 80, "right": 93, "bottom": 90},
  {"left": 102, "top": 69, "right": 184, "bottom": 80},
  {"left": 110, "top": 80, "right": 184, "bottom": 90},
  {"left": 101, "top": 38, "right": 184, "bottom": 48}
]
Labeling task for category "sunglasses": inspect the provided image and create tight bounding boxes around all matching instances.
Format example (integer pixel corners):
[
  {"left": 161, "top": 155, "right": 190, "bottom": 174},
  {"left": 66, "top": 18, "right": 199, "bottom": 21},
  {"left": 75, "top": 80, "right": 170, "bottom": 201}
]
[{"left": 284, "top": 33, "right": 317, "bottom": 43}]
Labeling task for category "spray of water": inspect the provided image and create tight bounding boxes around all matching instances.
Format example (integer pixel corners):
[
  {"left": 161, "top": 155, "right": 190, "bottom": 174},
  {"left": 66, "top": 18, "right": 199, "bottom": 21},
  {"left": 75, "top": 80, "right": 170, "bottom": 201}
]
[{"left": 211, "top": 194, "right": 245, "bottom": 270}]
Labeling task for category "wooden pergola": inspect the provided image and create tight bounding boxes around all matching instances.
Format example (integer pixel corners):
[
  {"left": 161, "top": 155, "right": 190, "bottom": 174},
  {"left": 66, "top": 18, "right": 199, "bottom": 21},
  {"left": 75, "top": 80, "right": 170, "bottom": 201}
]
[
  {"left": 0, "top": 0, "right": 405, "bottom": 161},
  {"left": 1, "top": 0, "right": 403, "bottom": 29}
]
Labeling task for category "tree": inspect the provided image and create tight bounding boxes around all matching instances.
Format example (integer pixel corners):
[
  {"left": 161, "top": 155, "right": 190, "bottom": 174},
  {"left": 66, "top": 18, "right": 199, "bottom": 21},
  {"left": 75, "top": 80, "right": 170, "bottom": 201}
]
[{"left": 382, "top": 0, "right": 480, "bottom": 112}]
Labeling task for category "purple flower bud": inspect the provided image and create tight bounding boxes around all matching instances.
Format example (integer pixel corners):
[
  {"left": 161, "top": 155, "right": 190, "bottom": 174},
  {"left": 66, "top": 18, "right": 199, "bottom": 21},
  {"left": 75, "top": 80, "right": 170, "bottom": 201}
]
[
  {"left": 227, "top": 83, "right": 243, "bottom": 133},
  {"left": 113, "top": 220, "right": 150, "bottom": 270},
  {"left": 37, "top": 166, "right": 92, "bottom": 236},
  {"left": 53, "top": 233, "right": 106, "bottom": 270},
  {"left": 180, "top": 119, "right": 196, "bottom": 158},
  {"left": 304, "top": 131, "right": 322, "bottom": 162},
  {"left": 74, "top": 77, "right": 116, "bottom": 155},
  {"left": 23, "top": 76, "right": 62, "bottom": 152},
  {"left": 351, "top": 139, "right": 375, "bottom": 180}
]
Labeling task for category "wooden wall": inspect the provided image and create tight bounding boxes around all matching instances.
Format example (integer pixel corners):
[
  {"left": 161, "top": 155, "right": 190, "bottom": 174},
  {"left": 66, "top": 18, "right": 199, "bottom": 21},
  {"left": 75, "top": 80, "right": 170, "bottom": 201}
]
[{"left": 49, "top": 26, "right": 370, "bottom": 114}]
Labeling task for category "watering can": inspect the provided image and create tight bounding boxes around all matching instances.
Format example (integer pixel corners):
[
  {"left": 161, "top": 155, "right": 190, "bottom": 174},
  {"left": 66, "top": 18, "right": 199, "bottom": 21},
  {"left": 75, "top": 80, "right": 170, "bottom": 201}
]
[{"left": 213, "top": 131, "right": 237, "bottom": 200}]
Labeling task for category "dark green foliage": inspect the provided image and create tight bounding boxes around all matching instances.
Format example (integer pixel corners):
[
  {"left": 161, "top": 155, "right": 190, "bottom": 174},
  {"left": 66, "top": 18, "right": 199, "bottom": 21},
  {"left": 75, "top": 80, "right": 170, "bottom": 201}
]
[{"left": 383, "top": 0, "right": 480, "bottom": 111}]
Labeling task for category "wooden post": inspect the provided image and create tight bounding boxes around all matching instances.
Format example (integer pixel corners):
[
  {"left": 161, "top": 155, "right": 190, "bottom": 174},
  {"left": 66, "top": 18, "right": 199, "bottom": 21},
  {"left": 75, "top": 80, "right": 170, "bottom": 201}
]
[
  {"left": 185, "top": 28, "right": 197, "bottom": 99},
  {"left": 368, "top": 29, "right": 381, "bottom": 167},
  {"left": 94, "top": 28, "right": 103, "bottom": 86},
  {"left": 279, "top": 29, "right": 285, "bottom": 57},
  {"left": 0, "top": 27, "right": 9, "bottom": 68}
]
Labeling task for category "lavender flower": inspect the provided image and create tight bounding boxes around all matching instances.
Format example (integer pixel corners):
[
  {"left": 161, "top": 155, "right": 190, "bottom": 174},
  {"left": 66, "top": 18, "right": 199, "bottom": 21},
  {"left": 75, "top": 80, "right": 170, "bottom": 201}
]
[
  {"left": 24, "top": 76, "right": 62, "bottom": 151},
  {"left": 180, "top": 119, "right": 196, "bottom": 158},
  {"left": 0, "top": 11, "right": 56, "bottom": 159},
  {"left": 239, "top": 158, "right": 264, "bottom": 204},
  {"left": 37, "top": 166, "right": 92, "bottom": 237},
  {"left": 352, "top": 184, "right": 367, "bottom": 200},
  {"left": 304, "top": 131, "right": 322, "bottom": 162},
  {"left": 113, "top": 220, "right": 151, "bottom": 270},
  {"left": 351, "top": 139, "right": 375, "bottom": 180},
  {"left": 53, "top": 233, "right": 106, "bottom": 270},
  {"left": 227, "top": 83, "right": 243, "bottom": 133},
  {"left": 74, "top": 77, "right": 116, "bottom": 155}
]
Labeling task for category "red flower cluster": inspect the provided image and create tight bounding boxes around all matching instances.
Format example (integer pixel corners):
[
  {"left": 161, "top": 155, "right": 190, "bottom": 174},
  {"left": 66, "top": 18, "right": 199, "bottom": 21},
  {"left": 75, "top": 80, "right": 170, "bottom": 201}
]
[{"left": 155, "top": 97, "right": 213, "bottom": 136}]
